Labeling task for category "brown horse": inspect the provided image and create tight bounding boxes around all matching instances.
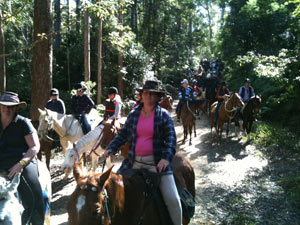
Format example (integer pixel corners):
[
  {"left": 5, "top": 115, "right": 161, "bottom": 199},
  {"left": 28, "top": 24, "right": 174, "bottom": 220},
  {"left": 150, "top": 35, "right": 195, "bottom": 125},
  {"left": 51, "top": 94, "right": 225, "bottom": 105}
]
[
  {"left": 210, "top": 93, "right": 244, "bottom": 138},
  {"left": 101, "top": 120, "right": 130, "bottom": 158},
  {"left": 32, "top": 120, "right": 57, "bottom": 170},
  {"left": 159, "top": 95, "right": 173, "bottom": 112},
  {"left": 67, "top": 154, "right": 195, "bottom": 225},
  {"left": 180, "top": 100, "right": 207, "bottom": 145}
]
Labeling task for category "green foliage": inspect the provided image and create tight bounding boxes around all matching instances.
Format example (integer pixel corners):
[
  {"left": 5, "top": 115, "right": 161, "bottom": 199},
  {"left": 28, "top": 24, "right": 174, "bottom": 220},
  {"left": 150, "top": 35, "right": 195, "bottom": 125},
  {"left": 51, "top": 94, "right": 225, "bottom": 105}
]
[
  {"left": 252, "top": 122, "right": 300, "bottom": 151},
  {"left": 280, "top": 173, "right": 300, "bottom": 211}
]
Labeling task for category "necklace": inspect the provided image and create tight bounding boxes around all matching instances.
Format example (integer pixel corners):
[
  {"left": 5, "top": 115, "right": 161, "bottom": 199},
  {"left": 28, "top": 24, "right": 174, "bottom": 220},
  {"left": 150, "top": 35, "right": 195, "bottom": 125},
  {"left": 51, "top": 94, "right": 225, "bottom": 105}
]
[{"left": 142, "top": 108, "right": 154, "bottom": 117}]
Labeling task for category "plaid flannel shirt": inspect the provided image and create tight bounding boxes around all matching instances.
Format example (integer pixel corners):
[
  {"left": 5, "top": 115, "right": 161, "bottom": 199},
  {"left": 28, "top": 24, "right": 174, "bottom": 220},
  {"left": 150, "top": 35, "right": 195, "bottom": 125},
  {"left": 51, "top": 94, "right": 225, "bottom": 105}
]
[{"left": 107, "top": 104, "right": 177, "bottom": 175}]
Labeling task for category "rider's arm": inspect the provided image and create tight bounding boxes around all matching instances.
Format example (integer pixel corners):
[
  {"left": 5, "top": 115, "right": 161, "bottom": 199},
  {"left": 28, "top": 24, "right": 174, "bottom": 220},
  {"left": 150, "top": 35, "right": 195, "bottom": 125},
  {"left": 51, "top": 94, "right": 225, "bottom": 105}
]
[
  {"left": 8, "top": 120, "right": 40, "bottom": 179},
  {"left": 84, "top": 95, "right": 95, "bottom": 114},
  {"left": 161, "top": 111, "right": 176, "bottom": 163},
  {"left": 251, "top": 87, "right": 255, "bottom": 97}
]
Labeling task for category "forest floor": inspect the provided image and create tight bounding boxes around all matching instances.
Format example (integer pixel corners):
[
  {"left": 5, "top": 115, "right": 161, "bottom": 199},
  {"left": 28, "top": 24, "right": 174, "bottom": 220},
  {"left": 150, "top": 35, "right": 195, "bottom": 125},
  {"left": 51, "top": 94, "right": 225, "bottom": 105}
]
[{"left": 48, "top": 105, "right": 300, "bottom": 225}]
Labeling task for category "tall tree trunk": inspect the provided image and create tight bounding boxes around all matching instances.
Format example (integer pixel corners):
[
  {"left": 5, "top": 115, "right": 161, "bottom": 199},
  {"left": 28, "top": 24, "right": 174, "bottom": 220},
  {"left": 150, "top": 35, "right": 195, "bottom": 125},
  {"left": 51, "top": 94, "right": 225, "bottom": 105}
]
[
  {"left": 66, "top": 0, "right": 71, "bottom": 89},
  {"left": 76, "top": 0, "right": 81, "bottom": 33},
  {"left": 31, "top": 0, "right": 53, "bottom": 121},
  {"left": 84, "top": 6, "right": 90, "bottom": 81},
  {"left": 0, "top": 12, "right": 6, "bottom": 93},
  {"left": 54, "top": 0, "right": 61, "bottom": 49},
  {"left": 117, "top": 1, "right": 123, "bottom": 98},
  {"left": 96, "top": 17, "right": 102, "bottom": 104},
  {"left": 205, "top": 0, "right": 213, "bottom": 54}
]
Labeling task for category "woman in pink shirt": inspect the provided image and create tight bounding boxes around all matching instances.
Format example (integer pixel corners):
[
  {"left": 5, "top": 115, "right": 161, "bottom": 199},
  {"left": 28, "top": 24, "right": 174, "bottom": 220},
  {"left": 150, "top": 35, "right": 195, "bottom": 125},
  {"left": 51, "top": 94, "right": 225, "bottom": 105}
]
[{"left": 102, "top": 80, "right": 182, "bottom": 225}]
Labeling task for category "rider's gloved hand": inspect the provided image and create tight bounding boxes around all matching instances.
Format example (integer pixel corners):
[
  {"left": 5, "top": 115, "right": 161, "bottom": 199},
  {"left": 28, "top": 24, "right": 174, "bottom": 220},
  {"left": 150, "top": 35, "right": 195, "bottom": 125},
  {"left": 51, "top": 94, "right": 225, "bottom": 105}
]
[{"left": 101, "top": 150, "right": 112, "bottom": 159}]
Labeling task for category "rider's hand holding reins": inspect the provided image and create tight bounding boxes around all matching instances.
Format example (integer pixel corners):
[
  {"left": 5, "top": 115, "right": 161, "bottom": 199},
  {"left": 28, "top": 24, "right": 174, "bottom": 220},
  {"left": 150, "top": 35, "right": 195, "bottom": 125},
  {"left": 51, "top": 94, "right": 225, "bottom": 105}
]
[
  {"left": 157, "top": 159, "right": 170, "bottom": 173},
  {"left": 101, "top": 150, "right": 112, "bottom": 159}
]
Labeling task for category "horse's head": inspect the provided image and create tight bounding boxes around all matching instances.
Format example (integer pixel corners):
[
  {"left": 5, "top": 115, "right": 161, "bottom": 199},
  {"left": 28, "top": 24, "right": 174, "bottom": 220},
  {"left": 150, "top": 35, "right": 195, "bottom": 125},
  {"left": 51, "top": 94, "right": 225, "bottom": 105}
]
[
  {"left": 231, "top": 93, "right": 244, "bottom": 108},
  {"left": 101, "top": 120, "right": 118, "bottom": 149},
  {"left": 62, "top": 145, "right": 79, "bottom": 174},
  {"left": 0, "top": 174, "right": 23, "bottom": 225},
  {"left": 67, "top": 164, "right": 115, "bottom": 225},
  {"left": 249, "top": 95, "right": 261, "bottom": 114},
  {"left": 159, "top": 95, "right": 173, "bottom": 112},
  {"left": 37, "top": 108, "right": 53, "bottom": 139}
]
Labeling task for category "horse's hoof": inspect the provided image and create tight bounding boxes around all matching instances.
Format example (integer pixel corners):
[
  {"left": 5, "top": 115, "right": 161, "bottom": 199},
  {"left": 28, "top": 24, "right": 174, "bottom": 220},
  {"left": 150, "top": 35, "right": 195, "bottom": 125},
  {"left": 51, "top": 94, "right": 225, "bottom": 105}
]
[{"left": 189, "top": 142, "right": 192, "bottom": 145}]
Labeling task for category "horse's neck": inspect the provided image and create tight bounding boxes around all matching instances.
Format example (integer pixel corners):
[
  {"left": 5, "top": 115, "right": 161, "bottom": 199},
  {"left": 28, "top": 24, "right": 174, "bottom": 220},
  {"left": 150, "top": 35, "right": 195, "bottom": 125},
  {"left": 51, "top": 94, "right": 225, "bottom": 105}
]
[
  {"left": 75, "top": 126, "right": 103, "bottom": 154},
  {"left": 106, "top": 173, "right": 125, "bottom": 213},
  {"left": 50, "top": 113, "right": 68, "bottom": 137}
]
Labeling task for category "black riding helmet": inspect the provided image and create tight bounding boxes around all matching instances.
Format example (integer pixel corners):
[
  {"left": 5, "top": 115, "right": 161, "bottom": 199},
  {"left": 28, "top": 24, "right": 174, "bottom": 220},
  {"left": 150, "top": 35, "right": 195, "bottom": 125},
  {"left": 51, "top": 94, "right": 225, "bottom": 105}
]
[
  {"left": 108, "top": 87, "right": 118, "bottom": 95},
  {"left": 245, "top": 78, "right": 251, "bottom": 83},
  {"left": 221, "top": 81, "right": 227, "bottom": 87}
]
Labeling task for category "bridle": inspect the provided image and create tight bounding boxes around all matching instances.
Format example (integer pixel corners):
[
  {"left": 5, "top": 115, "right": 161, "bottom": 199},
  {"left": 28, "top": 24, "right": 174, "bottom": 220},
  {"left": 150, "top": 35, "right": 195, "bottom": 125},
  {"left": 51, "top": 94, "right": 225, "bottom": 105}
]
[{"left": 224, "top": 95, "right": 243, "bottom": 120}]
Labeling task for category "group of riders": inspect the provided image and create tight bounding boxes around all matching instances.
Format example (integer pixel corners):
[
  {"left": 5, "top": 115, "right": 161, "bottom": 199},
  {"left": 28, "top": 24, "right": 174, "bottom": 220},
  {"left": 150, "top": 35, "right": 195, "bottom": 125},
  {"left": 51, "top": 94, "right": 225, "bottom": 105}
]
[
  {"left": 0, "top": 72, "right": 255, "bottom": 224},
  {"left": 176, "top": 75, "right": 255, "bottom": 125}
]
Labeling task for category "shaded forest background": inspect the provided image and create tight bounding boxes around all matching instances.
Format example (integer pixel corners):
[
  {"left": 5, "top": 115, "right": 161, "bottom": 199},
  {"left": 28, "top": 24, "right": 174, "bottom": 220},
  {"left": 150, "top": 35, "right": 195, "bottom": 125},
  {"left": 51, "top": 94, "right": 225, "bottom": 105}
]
[{"left": 1, "top": 0, "right": 300, "bottom": 132}]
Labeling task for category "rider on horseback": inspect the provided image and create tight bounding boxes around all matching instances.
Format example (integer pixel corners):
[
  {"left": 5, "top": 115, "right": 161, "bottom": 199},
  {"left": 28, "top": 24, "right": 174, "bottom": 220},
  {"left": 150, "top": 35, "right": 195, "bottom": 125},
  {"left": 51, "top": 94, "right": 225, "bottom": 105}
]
[
  {"left": 103, "top": 87, "right": 122, "bottom": 122},
  {"left": 71, "top": 83, "right": 95, "bottom": 134},
  {"left": 238, "top": 78, "right": 255, "bottom": 103},
  {"left": 102, "top": 80, "right": 182, "bottom": 225},
  {"left": 176, "top": 79, "right": 197, "bottom": 122},
  {"left": 46, "top": 88, "right": 65, "bottom": 114},
  {"left": 215, "top": 81, "right": 230, "bottom": 124}
]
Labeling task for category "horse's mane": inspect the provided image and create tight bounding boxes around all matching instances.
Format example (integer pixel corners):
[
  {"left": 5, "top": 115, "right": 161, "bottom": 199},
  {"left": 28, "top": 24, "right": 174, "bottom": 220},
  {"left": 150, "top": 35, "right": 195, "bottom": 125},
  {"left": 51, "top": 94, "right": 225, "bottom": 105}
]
[{"left": 74, "top": 125, "right": 104, "bottom": 152}]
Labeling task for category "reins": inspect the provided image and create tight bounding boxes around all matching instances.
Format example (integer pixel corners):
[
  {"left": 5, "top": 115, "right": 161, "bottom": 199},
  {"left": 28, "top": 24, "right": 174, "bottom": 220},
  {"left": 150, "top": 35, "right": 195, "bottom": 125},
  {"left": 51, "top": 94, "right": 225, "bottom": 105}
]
[
  {"left": 224, "top": 95, "right": 242, "bottom": 120},
  {"left": 186, "top": 101, "right": 196, "bottom": 119}
]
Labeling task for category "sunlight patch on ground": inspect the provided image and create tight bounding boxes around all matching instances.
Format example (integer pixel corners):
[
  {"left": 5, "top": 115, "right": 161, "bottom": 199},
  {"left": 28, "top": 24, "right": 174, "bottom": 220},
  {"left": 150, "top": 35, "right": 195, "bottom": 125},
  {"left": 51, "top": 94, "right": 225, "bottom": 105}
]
[{"left": 206, "top": 145, "right": 268, "bottom": 187}]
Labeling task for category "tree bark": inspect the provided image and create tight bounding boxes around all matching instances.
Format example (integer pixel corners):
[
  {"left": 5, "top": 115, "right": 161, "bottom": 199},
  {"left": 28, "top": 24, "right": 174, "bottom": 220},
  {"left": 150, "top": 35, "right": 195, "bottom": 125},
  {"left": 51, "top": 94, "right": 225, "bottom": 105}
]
[
  {"left": 84, "top": 6, "right": 90, "bottom": 81},
  {"left": 96, "top": 17, "right": 102, "bottom": 104},
  {"left": 117, "top": 2, "right": 123, "bottom": 98},
  {"left": 54, "top": 0, "right": 61, "bottom": 49},
  {"left": 0, "top": 12, "right": 6, "bottom": 93},
  {"left": 76, "top": 0, "right": 81, "bottom": 33},
  {"left": 31, "top": 0, "right": 53, "bottom": 121}
]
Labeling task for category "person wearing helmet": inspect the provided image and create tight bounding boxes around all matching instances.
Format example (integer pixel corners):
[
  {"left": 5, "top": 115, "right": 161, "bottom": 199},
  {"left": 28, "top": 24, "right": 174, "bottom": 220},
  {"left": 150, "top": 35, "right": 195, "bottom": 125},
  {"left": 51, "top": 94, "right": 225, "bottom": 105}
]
[
  {"left": 176, "top": 79, "right": 197, "bottom": 122},
  {"left": 215, "top": 81, "right": 230, "bottom": 124},
  {"left": 191, "top": 79, "right": 202, "bottom": 97},
  {"left": 239, "top": 78, "right": 255, "bottom": 103},
  {"left": 45, "top": 88, "right": 66, "bottom": 114},
  {"left": 71, "top": 83, "right": 95, "bottom": 134},
  {"left": 103, "top": 87, "right": 122, "bottom": 122}
]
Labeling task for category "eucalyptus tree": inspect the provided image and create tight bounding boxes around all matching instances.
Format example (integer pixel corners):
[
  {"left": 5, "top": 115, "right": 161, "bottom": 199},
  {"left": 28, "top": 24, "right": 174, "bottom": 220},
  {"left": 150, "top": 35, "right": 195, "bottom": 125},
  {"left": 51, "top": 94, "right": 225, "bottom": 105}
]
[
  {"left": 0, "top": 0, "right": 32, "bottom": 94},
  {"left": 31, "top": 0, "right": 53, "bottom": 121}
]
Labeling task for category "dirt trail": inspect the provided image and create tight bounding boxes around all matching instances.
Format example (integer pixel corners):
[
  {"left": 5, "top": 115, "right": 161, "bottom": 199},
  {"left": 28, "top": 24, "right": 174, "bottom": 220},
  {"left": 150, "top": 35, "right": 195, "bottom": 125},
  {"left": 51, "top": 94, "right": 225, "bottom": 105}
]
[{"left": 49, "top": 109, "right": 300, "bottom": 225}]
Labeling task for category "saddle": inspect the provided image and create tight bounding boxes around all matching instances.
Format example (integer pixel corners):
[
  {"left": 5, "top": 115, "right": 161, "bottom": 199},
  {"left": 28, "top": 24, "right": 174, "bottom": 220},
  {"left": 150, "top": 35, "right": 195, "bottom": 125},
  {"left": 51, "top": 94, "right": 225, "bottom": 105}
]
[{"left": 121, "top": 169, "right": 195, "bottom": 222}]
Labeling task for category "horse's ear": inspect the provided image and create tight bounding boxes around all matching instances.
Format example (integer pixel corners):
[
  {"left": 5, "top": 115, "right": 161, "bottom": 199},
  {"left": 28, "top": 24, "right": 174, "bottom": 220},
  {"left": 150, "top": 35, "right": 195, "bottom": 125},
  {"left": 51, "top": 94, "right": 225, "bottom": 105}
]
[
  {"left": 38, "top": 108, "right": 43, "bottom": 115},
  {"left": 111, "top": 118, "right": 116, "bottom": 126},
  {"left": 73, "top": 162, "right": 83, "bottom": 182},
  {"left": 98, "top": 165, "right": 114, "bottom": 188},
  {"left": 44, "top": 108, "right": 49, "bottom": 116}
]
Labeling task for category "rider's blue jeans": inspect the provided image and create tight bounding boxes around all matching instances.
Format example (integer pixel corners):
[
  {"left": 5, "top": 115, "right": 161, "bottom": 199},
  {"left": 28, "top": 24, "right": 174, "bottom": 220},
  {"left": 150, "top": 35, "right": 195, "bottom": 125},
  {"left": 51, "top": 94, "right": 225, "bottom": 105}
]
[{"left": 81, "top": 112, "right": 91, "bottom": 134}]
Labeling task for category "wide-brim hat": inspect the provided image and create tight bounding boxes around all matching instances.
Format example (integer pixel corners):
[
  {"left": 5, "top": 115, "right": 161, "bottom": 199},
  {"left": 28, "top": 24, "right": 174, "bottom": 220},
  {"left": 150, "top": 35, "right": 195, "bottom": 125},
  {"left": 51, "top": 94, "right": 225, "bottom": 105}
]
[
  {"left": 0, "top": 92, "right": 27, "bottom": 109},
  {"left": 137, "top": 80, "right": 165, "bottom": 95}
]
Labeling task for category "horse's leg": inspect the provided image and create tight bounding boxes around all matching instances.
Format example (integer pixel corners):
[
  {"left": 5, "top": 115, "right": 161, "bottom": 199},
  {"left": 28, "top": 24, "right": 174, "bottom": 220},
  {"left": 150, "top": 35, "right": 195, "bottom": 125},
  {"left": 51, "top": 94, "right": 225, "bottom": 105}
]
[
  {"left": 234, "top": 119, "right": 240, "bottom": 137},
  {"left": 193, "top": 119, "right": 196, "bottom": 137},
  {"left": 183, "top": 125, "right": 187, "bottom": 144},
  {"left": 189, "top": 123, "right": 193, "bottom": 145},
  {"left": 226, "top": 122, "right": 230, "bottom": 138},
  {"left": 45, "top": 146, "right": 51, "bottom": 170},
  {"left": 247, "top": 120, "right": 253, "bottom": 141}
]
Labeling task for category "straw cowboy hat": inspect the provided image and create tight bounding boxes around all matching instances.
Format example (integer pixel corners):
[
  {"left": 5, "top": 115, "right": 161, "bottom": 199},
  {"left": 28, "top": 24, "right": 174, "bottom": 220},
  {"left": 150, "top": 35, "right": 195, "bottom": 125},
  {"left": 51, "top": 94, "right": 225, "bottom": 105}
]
[
  {"left": 0, "top": 92, "right": 27, "bottom": 109},
  {"left": 137, "top": 80, "right": 165, "bottom": 95}
]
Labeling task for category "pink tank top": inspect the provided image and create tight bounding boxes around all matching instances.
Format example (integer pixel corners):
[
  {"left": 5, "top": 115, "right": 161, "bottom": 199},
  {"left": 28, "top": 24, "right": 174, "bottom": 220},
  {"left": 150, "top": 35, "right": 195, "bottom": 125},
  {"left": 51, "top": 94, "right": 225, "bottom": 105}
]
[{"left": 135, "top": 111, "right": 155, "bottom": 156}]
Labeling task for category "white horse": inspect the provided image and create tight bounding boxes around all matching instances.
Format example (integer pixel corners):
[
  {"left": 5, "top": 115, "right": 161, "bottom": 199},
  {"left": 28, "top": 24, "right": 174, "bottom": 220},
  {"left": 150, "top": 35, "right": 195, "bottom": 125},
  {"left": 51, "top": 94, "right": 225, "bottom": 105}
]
[
  {"left": 0, "top": 160, "right": 51, "bottom": 225},
  {"left": 37, "top": 108, "right": 102, "bottom": 152},
  {"left": 37, "top": 108, "right": 102, "bottom": 177},
  {"left": 62, "top": 124, "right": 112, "bottom": 174}
]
